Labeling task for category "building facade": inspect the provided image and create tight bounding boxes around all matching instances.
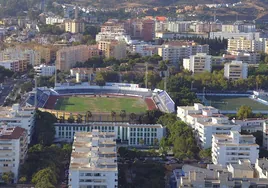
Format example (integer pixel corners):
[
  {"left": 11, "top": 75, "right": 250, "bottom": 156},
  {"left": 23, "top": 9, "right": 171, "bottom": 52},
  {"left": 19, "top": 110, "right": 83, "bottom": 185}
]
[
  {"left": 65, "top": 19, "right": 85, "bottom": 34},
  {"left": 98, "top": 41, "right": 126, "bottom": 60},
  {"left": 54, "top": 122, "right": 165, "bottom": 146},
  {"left": 0, "top": 126, "right": 28, "bottom": 183},
  {"left": 68, "top": 130, "right": 118, "bottom": 188},
  {"left": 183, "top": 53, "right": 212, "bottom": 74},
  {"left": 56, "top": 45, "right": 90, "bottom": 71},
  {"left": 34, "top": 64, "right": 56, "bottom": 76},
  {"left": 212, "top": 131, "right": 259, "bottom": 166},
  {"left": 0, "top": 59, "right": 27, "bottom": 72},
  {"left": 224, "top": 61, "right": 248, "bottom": 80},
  {"left": 0, "top": 104, "right": 35, "bottom": 144}
]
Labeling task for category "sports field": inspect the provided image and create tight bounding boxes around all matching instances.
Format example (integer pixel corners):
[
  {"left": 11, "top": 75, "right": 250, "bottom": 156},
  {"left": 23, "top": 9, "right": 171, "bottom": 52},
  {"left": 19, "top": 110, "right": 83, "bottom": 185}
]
[
  {"left": 54, "top": 96, "right": 148, "bottom": 113},
  {"left": 205, "top": 96, "right": 268, "bottom": 111}
]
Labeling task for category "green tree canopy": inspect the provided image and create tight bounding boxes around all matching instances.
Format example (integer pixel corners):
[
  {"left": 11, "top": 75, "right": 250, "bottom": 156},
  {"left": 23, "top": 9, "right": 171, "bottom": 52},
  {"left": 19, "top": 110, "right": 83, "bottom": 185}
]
[{"left": 237, "top": 105, "right": 253, "bottom": 120}]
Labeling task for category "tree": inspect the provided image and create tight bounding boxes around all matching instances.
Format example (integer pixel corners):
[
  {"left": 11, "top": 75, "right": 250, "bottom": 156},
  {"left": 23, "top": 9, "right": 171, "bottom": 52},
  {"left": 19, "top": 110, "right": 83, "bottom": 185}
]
[
  {"left": 199, "top": 148, "right": 211, "bottom": 159},
  {"left": 129, "top": 113, "right": 137, "bottom": 122},
  {"left": 32, "top": 167, "right": 57, "bottom": 187},
  {"left": 19, "top": 176, "right": 27, "bottom": 183},
  {"left": 159, "top": 138, "right": 169, "bottom": 156},
  {"left": 67, "top": 114, "right": 75, "bottom": 123},
  {"left": 237, "top": 105, "right": 253, "bottom": 120},
  {"left": 95, "top": 72, "right": 105, "bottom": 86},
  {"left": 145, "top": 71, "right": 161, "bottom": 88},
  {"left": 85, "top": 111, "right": 92, "bottom": 122},
  {"left": 33, "top": 111, "right": 56, "bottom": 146},
  {"left": 139, "top": 138, "right": 145, "bottom": 145},
  {"left": 153, "top": 138, "right": 159, "bottom": 146},
  {"left": 111, "top": 111, "right": 116, "bottom": 121},
  {"left": 2, "top": 171, "right": 14, "bottom": 184},
  {"left": 77, "top": 114, "right": 83, "bottom": 123},
  {"left": 120, "top": 110, "right": 126, "bottom": 121}
]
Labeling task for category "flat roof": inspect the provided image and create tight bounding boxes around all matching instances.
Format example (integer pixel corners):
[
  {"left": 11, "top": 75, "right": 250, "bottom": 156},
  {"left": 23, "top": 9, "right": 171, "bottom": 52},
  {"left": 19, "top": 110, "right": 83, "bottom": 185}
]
[{"left": 55, "top": 122, "right": 163, "bottom": 128}]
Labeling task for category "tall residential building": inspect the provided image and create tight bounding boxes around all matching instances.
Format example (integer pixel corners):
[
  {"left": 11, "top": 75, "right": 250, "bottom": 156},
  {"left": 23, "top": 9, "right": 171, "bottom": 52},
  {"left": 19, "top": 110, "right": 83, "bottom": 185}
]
[
  {"left": 98, "top": 40, "right": 126, "bottom": 60},
  {"left": 0, "top": 104, "right": 35, "bottom": 144},
  {"left": 68, "top": 130, "right": 118, "bottom": 188},
  {"left": 0, "top": 48, "right": 40, "bottom": 66},
  {"left": 227, "top": 38, "right": 265, "bottom": 52},
  {"left": 212, "top": 131, "right": 259, "bottom": 166},
  {"left": 224, "top": 61, "right": 248, "bottom": 80},
  {"left": 0, "top": 126, "right": 28, "bottom": 183},
  {"left": 56, "top": 45, "right": 89, "bottom": 71},
  {"left": 65, "top": 19, "right": 85, "bottom": 34},
  {"left": 54, "top": 122, "right": 165, "bottom": 146},
  {"left": 158, "top": 44, "right": 209, "bottom": 64},
  {"left": 33, "top": 45, "right": 52, "bottom": 64},
  {"left": 142, "top": 19, "right": 155, "bottom": 41},
  {"left": 167, "top": 21, "right": 191, "bottom": 33},
  {"left": 183, "top": 53, "right": 212, "bottom": 74},
  {"left": 0, "top": 59, "right": 27, "bottom": 72}
]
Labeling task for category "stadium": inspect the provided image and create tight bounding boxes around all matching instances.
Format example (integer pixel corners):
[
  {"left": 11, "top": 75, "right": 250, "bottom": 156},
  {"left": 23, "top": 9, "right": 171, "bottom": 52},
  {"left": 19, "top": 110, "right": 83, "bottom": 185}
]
[{"left": 25, "top": 82, "right": 175, "bottom": 118}]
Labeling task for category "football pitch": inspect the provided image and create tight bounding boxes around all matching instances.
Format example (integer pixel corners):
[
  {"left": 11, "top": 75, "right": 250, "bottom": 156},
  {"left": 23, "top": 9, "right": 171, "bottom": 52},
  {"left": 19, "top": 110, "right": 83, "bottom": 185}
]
[
  {"left": 54, "top": 96, "right": 148, "bottom": 113},
  {"left": 205, "top": 96, "right": 268, "bottom": 111}
]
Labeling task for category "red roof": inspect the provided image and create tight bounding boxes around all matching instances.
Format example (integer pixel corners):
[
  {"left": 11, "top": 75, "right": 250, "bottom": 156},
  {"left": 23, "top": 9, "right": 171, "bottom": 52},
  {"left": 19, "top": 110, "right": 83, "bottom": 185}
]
[{"left": 0, "top": 127, "right": 26, "bottom": 140}]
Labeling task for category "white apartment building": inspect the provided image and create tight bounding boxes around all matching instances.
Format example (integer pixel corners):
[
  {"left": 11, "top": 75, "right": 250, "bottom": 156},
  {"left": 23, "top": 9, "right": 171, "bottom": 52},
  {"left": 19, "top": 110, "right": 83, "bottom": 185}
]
[
  {"left": 0, "top": 126, "right": 28, "bottom": 183},
  {"left": 183, "top": 53, "right": 212, "bottom": 74},
  {"left": 233, "top": 118, "right": 266, "bottom": 133},
  {"left": 212, "top": 131, "right": 259, "bottom": 166},
  {"left": 263, "top": 121, "right": 268, "bottom": 150},
  {"left": 167, "top": 21, "right": 191, "bottom": 33},
  {"left": 224, "top": 61, "right": 248, "bottom": 80},
  {"left": 158, "top": 44, "right": 209, "bottom": 64},
  {"left": 195, "top": 117, "right": 241, "bottom": 149},
  {"left": 68, "top": 130, "right": 118, "bottom": 188},
  {"left": 255, "top": 158, "right": 268, "bottom": 179},
  {"left": 132, "top": 44, "right": 160, "bottom": 57},
  {"left": 0, "top": 104, "right": 35, "bottom": 144},
  {"left": 46, "top": 16, "right": 65, "bottom": 25},
  {"left": 227, "top": 38, "right": 265, "bottom": 52},
  {"left": 54, "top": 122, "right": 165, "bottom": 146},
  {"left": 221, "top": 23, "right": 256, "bottom": 33},
  {"left": 177, "top": 103, "right": 219, "bottom": 125},
  {"left": 155, "top": 20, "right": 168, "bottom": 32},
  {"left": 209, "top": 32, "right": 260, "bottom": 40},
  {"left": 34, "top": 64, "right": 56, "bottom": 76}
]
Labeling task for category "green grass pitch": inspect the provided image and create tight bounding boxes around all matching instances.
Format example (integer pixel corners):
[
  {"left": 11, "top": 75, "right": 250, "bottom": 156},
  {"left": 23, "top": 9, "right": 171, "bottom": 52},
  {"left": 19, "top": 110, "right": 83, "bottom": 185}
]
[{"left": 55, "top": 96, "right": 148, "bottom": 113}]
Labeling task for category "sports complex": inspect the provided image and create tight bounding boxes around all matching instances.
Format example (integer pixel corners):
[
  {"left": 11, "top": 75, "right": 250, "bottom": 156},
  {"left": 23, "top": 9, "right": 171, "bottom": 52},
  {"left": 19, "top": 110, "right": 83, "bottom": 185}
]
[{"left": 25, "top": 82, "right": 175, "bottom": 119}]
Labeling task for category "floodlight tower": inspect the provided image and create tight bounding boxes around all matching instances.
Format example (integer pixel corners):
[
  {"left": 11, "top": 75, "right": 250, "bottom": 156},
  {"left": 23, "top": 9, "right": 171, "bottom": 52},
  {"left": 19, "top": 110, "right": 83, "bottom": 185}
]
[{"left": 145, "top": 62, "right": 148, "bottom": 88}]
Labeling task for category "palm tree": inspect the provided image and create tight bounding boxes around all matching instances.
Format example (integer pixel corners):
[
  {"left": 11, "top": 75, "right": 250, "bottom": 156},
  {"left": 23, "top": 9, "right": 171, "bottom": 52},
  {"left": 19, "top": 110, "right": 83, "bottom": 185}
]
[
  {"left": 85, "top": 111, "right": 92, "bottom": 123},
  {"left": 129, "top": 113, "right": 136, "bottom": 123},
  {"left": 67, "top": 114, "right": 75, "bottom": 123},
  {"left": 120, "top": 110, "right": 127, "bottom": 122},
  {"left": 77, "top": 114, "right": 83, "bottom": 123},
  {"left": 139, "top": 138, "right": 144, "bottom": 145},
  {"left": 111, "top": 111, "right": 116, "bottom": 121}
]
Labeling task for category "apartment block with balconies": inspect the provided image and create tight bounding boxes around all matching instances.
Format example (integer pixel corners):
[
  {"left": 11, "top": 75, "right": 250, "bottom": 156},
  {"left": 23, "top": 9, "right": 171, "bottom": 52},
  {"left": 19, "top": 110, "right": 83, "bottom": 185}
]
[
  {"left": 68, "top": 130, "right": 118, "bottom": 188},
  {"left": 183, "top": 53, "right": 212, "bottom": 74},
  {"left": 212, "top": 131, "right": 259, "bottom": 166},
  {"left": 224, "top": 60, "right": 248, "bottom": 80}
]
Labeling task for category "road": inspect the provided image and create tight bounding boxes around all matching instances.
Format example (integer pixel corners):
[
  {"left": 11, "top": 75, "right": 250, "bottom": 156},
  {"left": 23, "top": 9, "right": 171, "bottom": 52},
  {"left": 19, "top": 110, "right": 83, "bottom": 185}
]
[{"left": 0, "top": 81, "right": 15, "bottom": 106}]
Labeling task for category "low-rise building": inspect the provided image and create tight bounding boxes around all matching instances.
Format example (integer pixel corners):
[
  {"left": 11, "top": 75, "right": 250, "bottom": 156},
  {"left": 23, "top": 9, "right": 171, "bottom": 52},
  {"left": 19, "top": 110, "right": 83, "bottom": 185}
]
[
  {"left": 224, "top": 61, "right": 248, "bottom": 80},
  {"left": 68, "top": 130, "right": 118, "bottom": 188},
  {"left": 34, "top": 64, "right": 56, "bottom": 76},
  {"left": 212, "top": 131, "right": 259, "bottom": 166},
  {"left": 46, "top": 16, "right": 65, "bottom": 25},
  {"left": 183, "top": 53, "right": 212, "bottom": 74},
  {"left": 0, "top": 126, "right": 28, "bottom": 183},
  {"left": 233, "top": 118, "right": 266, "bottom": 133},
  {"left": 209, "top": 32, "right": 260, "bottom": 40},
  {"left": 54, "top": 122, "right": 165, "bottom": 146},
  {"left": 0, "top": 104, "right": 35, "bottom": 144},
  {"left": 255, "top": 158, "right": 268, "bottom": 179}
]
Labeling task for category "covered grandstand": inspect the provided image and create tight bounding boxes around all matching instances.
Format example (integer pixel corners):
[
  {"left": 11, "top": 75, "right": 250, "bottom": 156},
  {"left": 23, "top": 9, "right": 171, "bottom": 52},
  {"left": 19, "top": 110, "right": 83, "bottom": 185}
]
[{"left": 25, "top": 82, "right": 175, "bottom": 114}]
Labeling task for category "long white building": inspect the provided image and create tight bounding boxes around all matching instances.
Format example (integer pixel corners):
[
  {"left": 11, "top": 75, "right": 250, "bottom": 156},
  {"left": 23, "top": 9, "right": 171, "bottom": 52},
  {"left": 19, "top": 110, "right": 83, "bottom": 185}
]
[
  {"left": 34, "top": 64, "right": 56, "bottom": 76},
  {"left": 0, "top": 104, "right": 35, "bottom": 144},
  {"left": 0, "top": 126, "right": 28, "bottom": 183},
  {"left": 54, "top": 122, "right": 165, "bottom": 146},
  {"left": 209, "top": 32, "right": 260, "bottom": 40},
  {"left": 158, "top": 44, "right": 209, "bottom": 64},
  {"left": 183, "top": 53, "right": 212, "bottom": 74},
  {"left": 212, "top": 131, "right": 259, "bottom": 166},
  {"left": 68, "top": 130, "right": 117, "bottom": 188}
]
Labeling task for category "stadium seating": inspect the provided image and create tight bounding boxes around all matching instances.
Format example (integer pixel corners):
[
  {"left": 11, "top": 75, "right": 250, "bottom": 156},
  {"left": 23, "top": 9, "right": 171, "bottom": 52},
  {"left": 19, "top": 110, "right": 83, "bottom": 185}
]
[
  {"left": 157, "top": 91, "right": 175, "bottom": 113},
  {"left": 26, "top": 89, "right": 50, "bottom": 108}
]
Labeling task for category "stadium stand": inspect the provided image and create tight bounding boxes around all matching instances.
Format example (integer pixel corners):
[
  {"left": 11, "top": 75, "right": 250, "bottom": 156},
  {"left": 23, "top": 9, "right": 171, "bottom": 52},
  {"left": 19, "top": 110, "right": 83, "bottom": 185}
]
[
  {"left": 154, "top": 91, "right": 175, "bottom": 113},
  {"left": 26, "top": 88, "right": 51, "bottom": 108}
]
